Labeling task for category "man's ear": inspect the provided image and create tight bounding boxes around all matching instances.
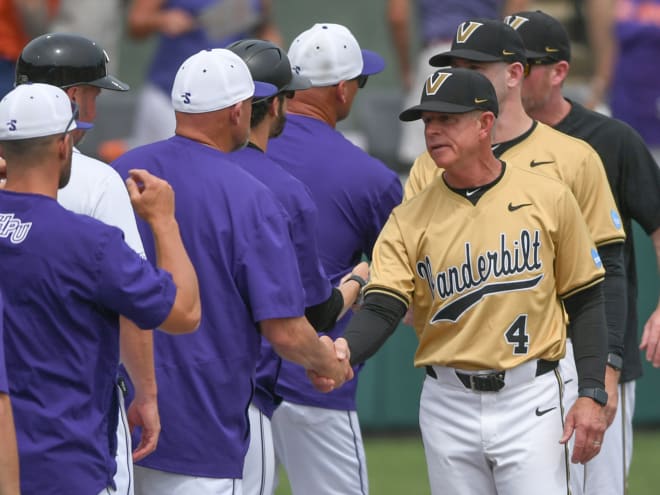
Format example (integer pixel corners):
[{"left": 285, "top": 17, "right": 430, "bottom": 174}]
[
  {"left": 551, "top": 60, "right": 570, "bottom": 86},
  {"left": 335, "top": 80, "right": 349, "bottom": 104},
  {"left": 229, "top": 101, "right": 243, "bottom": 125}
]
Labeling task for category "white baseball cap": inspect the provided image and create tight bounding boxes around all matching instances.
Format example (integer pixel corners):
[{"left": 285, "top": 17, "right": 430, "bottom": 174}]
[
  {"left": 287, "top": 23, "right": 386, "bottom": 87},
  {"left": 171, "top": 48, "right": 278, "bottom": 113},
  {"left": 0, "top": 83, "right": 89, "bottom": 140}
]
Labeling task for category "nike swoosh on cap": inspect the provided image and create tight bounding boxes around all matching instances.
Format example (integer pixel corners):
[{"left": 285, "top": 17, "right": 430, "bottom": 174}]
[
  {"left": 502, "top": 50, "right": 515, "bottom": 55},
  {"left": 545, "top": 46, "right": 560, "bottom": 52},
  {"left": 474, "top": 98, "right": 488, "bottom": 104}
]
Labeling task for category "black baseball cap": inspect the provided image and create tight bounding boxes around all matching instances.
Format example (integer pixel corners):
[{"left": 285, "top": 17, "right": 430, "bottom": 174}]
[
  {"left": 429, "top": 19, "right": 528, "bottom": 67},
  {"left": 504, "top": 11, "right": 571, "bottom": 63},
  {"left": 399, "top": 67, "right": 498, "bottom": 121}
]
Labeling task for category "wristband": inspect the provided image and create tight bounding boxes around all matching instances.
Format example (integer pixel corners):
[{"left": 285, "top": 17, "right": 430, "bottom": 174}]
[
  {"left": 606, "top": 352, "right": 623, "bottom": 371},
  {"left": 346, "top": 274, "right": 367, "bottom": 289},
  {"left": 578, "top": 387, "right": 608, "bottom": 406}
]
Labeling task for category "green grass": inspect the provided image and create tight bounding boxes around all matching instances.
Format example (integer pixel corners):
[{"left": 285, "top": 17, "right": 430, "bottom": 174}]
[{"left": 275, "top": 429, "right": 660, "bottom": 494}]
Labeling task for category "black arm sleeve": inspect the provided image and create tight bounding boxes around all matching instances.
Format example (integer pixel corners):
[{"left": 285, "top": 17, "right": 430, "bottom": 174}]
[
  {"left": 305, "top": 288, "right": 344, "bottom": 333},
  {"left": 564, "top": 283, "right": 607, "bottom": 389},
  {"left": 598, "top": 243, "right": 627, "bottom": 357},
  {"left": 343, "top": 292, "right": 408, "bottom": 366}
]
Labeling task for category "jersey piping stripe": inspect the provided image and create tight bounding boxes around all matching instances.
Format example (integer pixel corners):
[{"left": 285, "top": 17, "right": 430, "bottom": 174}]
[
  {"left": 620, "top": 383, "right": 627, "bottom": 494},
  {"left": 559, "top": 275, "right": 605, "bottom": 300},
  {"left": 554, "top": 368, "right": 572, "bottom": 495},
  {"left": 347, "top": 411, "right": 367, "bottom": 495},
  {"left": 594, "top": 236, "right": 626, "bottom": 247},
  {"left": 364, "top": 286, "right": 410, "bottom": 307}
]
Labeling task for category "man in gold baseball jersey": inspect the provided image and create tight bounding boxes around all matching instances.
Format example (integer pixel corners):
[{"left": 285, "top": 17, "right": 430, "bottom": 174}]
[
  {"left": 402, "top": 21, "right": 627, "bottom": 471},
  {"left": 334, "top": 67, "right": 609, "bottom": 495}
]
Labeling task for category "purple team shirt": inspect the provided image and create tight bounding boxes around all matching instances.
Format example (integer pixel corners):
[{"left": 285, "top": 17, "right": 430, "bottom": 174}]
[
  {"left": 0, "top": 190, "right": 176, "bottom": 495},
  {"left": 233, "top": 144, "right": 333, "bottom": 417},
  {"left": 0, "top": 293, "right": 6, "bottom": 395},
  {"left": 148, "top": 0, "right": 262, "bottom": 95},
  {"left": 268, "top": 114, "right": 403, "bottom": 410},
  {"left": 113, "top": 135, "right": 305, "bottom": 478}
]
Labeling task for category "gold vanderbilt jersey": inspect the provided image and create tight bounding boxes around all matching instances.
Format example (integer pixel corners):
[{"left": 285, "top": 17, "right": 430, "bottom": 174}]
[
  {"left": 369, "top": 164, "right": 605, "bottom": 371},
  {"left": 403, "top": 121, "right": 626, "bottom": 247}
]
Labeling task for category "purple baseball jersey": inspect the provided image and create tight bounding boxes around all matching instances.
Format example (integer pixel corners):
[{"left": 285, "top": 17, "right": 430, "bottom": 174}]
[
  {"left": 148, "top": 0, "right": 262, "bottom": 96},
  {"left": 113, "top": 135, "right": 305, "bottom": 478},
  {"left": 0, "top": 292, "right": 6, "bottom": 395},
  {"left": 268, "top": 114, "right": 403, "bottom": 410},
  {"left": 610, "top": 0, "right": 660, "bottom": 146},
  {"left": 233, "top": 143, "right": 334, "bottom": 418},
  {"left": 0, "top": 190, "right": 176, "bottom": 495},
  {"left": 417, "top": 0, "right": 504, "bottom": 44}
]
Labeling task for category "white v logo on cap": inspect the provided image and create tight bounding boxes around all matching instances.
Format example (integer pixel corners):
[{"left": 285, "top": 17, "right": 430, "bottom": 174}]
[{"left": 425, "top": 72, "right": 452, "bottom": 96}]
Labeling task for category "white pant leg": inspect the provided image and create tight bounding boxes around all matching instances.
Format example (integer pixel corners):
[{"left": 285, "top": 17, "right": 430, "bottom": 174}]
[
  {"left": 559, "top": 339, "right": 583, "bottom": 495},
  {"left": 420, "top": 364, "right": 569, "bottom": 495},
  {"left": 128, "top": 83, "right": 176, "bottom": 149},
  {"left": 397, "top": 42, "right": 451, "bottom": 167},
  {"left": 584, "top": 380, "right": 636, "bottom": 495},
  {"left": 271, "top": 401, "right": 368, "bottom": 495},
  {"left": 242, "top": 404, "right": 275, "bottom": 495},
  {"left": 114, "top": 384, "right": 135, "bottom": 495},
  {"left": 134, "top": 466, "right": 242, "bottom": 495}
]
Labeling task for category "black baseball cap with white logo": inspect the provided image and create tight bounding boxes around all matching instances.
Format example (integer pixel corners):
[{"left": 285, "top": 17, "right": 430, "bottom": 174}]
[
  {"left": 504, "top": 10, "right": 571, "bottom": 63},
  {"left": 399, "top": 67, "right": 498, "bottom": 121},
  {"left": 429, "top": 18, "right": 529, "bottom": 67}
]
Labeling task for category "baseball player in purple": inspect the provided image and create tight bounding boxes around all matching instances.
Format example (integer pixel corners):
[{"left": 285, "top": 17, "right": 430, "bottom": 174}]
[
  {"left": 267, "top": 23, "right": 403, "bottom": 495},
  {"left": 0, "top": 292, "right": 19, "bottom": 495},
  {"left": 0, "top": 83, "right": 201, "bottom": 495},
  {"left": 112, "top": 49, "right": 353, "bottom": 495},
  {"left": 227, "top": 39, "right": 370, "bottom": 495}
]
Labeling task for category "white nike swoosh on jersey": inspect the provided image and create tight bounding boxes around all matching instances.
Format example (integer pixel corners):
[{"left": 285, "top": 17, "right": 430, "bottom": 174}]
[{"left": 466, "top": 188, "right": 481, "bottom": 197}]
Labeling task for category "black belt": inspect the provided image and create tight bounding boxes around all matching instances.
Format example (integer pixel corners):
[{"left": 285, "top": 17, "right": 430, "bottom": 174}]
[{"left": 425, "top": 359, "right": 558, "bottom": 392}]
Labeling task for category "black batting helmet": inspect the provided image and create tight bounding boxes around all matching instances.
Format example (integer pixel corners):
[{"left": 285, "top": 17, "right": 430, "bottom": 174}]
[
  {"left": 227, "top": 39, "right": 311, "bottom": 93},
  {"left": 15, "top": 33, "right": 129, "bottom": 91}
]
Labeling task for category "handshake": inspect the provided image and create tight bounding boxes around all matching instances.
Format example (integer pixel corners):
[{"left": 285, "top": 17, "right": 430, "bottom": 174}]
[{"left": 306, "top": 336, "right": 353, "bottom": 393}]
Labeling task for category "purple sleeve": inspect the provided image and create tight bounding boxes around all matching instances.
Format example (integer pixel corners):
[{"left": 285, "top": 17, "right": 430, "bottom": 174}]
[
  {"left": 235, "top": 201, "right": 306, "bottom": 322},
  {"left": 364, "top": 175, "right": 403, "bottom": 257},
  {"left": 0, "top": 294, "right": 7, "bottom": 393},
  {"left": 289, "top": 199, "right": 333, "bottom": 307},
  {"left": 94, "top": 228, "right": 177, "bottom": 330}
]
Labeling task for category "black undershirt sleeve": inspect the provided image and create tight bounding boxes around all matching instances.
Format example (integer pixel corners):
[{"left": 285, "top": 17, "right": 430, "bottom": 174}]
[
  {"left": 564, "top": 283, "right": 607, "bottom": 389},
  {"left": 305, "top": 288, "right": 344, "bottom": 333},
  {"left": 597, "top": 243, "right": 626, "bottom": 358},
  {"left": 343, "top": 292, "right": 408, "bottom": 366}
]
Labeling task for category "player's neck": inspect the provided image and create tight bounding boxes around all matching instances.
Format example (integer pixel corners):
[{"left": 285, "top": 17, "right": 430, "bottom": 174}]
[
  {"left": 3, "top": 164, "right": 60, "bottom": 198},
  {"left": 287, "top": 90, "right": 338, "bottom": 128},
  {"left": 443, "top": 153, "right": 502, "bottom": 189},
  {"left": 248, "top": 122, "right": 270, "bottom": 152},
  {"left": 492, "top": 98, "right": 533, "bottom": 144},
  {"left": 526, "top": 94, "right": 571, "bottom": 128}
]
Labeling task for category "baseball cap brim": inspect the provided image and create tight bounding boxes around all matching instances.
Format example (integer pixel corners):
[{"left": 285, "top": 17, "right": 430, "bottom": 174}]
[
  {"left": 90, "top": 74, "right": 130, "bottom": 92},
  {"left": 361, "top": 49, "right": 385, "bottom": 76},
  {"left": 524, "top": 48, "right": 549, "bottom": 60},
  {"left": 75, "top": 121, "right": 94, "bottom": 131},
  {"left": 399, "top": 101, "right": 487, "bottom": 122},
  {"left": 283, "top": 72, "right": 312, "bottom": 91},
  {"left": 429, "top": 49, "right": 504, "bottom": 67},
  {"left": 253, "top": 81, "right": 278, "bottom": 99}
]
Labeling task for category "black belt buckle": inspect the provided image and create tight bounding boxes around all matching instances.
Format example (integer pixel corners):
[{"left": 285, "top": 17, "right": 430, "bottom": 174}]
[{"left": 460, "top": 371, "right": 506, "bottom": 392}]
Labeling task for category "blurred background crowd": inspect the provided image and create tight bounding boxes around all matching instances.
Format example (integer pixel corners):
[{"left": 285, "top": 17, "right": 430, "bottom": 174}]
[{"left": 2, "top": 0, "right": 658, "bottom": 175}]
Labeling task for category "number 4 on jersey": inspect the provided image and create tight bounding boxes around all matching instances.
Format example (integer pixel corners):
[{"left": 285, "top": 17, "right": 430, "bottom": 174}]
[{"left": 504, "top": 314, "right": 529, "bottom": 354}]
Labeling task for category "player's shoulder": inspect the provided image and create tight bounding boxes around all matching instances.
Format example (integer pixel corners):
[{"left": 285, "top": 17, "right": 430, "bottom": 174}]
[{"left": 532, "top": 121, "right": 596, "bottom": 154}]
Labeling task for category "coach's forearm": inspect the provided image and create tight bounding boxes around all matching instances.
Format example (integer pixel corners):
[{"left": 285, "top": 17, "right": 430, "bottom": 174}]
[
  {"left": 598, "top": 243, "right": 626, "bottom": 357},
  {"left": 150, "top": 217, "right": 201, "bottom": 333},
  {"left": 345, "top": 292, "right": 407, "bottom": 365},
  {"left": 565, "top": 284, "right": 607, "bottom": 389},
  {"left": 0, "top": 394, "right": 20, "bottom": 495},
  {"left": 119, "top": 317, "right": 157, "bottom": 398},
  {"left": 261, "top": 317, "right": 344, "bottom": 381}
]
